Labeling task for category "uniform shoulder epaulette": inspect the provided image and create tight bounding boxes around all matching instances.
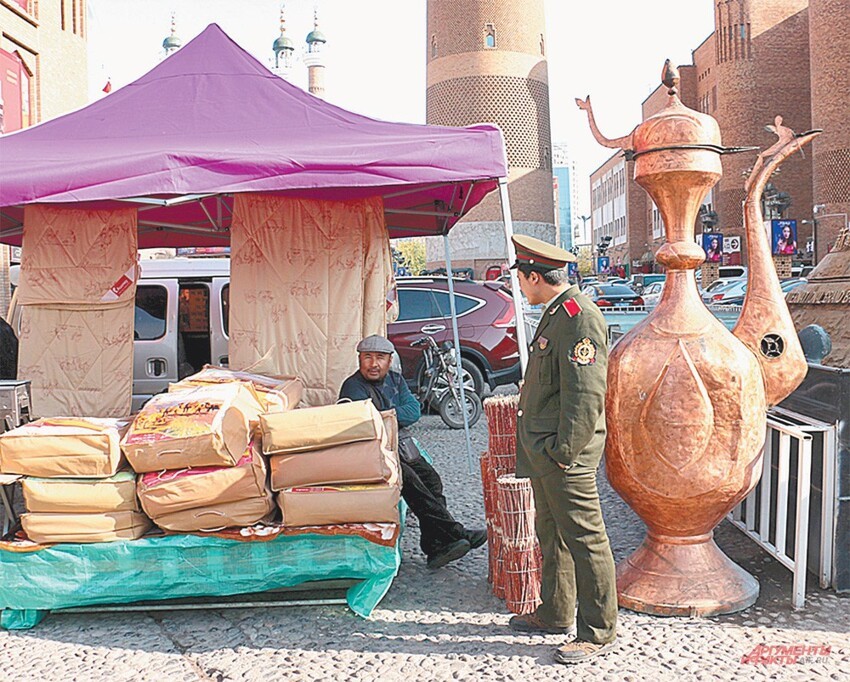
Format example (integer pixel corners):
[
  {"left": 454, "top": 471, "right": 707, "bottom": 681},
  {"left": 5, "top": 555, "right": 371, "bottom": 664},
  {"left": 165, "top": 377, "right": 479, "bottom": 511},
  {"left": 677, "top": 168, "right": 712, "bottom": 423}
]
[{"left": 562, "top": 298, "right": 582, "bottom": 317}]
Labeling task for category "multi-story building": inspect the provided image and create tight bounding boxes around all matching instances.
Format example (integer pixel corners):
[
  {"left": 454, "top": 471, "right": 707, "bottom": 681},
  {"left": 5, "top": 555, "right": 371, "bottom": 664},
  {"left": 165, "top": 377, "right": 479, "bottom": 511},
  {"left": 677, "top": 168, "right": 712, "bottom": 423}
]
[
  {"left": 553, "top": 144, "right": 578, "bottom": 252},
  {"left": 425, "top": 0, "right": 556, "bottom": 276},
  {"left": 589, "top": 0, "right": 849, "bottom": 271},
  {"left": 0, "top": 0, "right": 87, "bottom": 133},
  {"left": 1, "top": 0, "right": 88, "bottom": 313}
]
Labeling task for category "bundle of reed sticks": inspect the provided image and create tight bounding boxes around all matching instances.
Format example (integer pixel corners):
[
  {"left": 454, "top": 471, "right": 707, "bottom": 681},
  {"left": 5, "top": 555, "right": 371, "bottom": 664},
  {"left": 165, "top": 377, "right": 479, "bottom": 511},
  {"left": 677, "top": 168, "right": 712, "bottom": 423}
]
[
  {"left": 496, "top": 474, "right": 542, "bottom": 614},
  {"left": 483, "top": 394, "right": 519, "bottom": 464}
]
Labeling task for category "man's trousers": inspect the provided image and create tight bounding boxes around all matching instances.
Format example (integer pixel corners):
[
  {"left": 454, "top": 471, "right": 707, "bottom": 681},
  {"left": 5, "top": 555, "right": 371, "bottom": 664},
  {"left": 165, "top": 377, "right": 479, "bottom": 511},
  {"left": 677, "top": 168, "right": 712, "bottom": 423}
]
[
  {"left": 530, "top": 465, "right": 618, "bottom": 644},
  {"left": 400, "top": 457, "right": 466, "bottom": 557}
]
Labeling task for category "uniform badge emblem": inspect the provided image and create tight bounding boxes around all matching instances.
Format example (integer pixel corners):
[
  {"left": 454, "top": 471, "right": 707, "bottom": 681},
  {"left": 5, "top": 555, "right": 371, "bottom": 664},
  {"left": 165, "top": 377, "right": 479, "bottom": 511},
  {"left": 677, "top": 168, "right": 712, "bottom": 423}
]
[
  {"left": 562, "top": 298, "right": 583, "bottom": 317},
  {"left": 570, "top": 337, "right": 597, "bottom": 365},
  {"left": 538, "top": 337, "right": 549, "bottom": 351}
]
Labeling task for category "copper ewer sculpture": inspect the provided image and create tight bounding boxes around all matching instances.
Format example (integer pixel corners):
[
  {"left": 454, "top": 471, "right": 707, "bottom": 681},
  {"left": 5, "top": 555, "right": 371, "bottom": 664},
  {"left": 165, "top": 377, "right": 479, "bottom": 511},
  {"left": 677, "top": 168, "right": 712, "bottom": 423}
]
[{"left": 577, "top": 62, "right": 821, "bottom": 616}]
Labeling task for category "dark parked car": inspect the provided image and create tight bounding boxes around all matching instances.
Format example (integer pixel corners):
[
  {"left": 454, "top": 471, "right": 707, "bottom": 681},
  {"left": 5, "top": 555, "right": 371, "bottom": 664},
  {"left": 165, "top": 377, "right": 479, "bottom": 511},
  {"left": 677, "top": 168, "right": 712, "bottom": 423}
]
[
  {"left": 580, "top": 283, "right": 644, "bottom": 308},
  {"left": 389, "top": 277, "right": 521, "bottom": 395}
]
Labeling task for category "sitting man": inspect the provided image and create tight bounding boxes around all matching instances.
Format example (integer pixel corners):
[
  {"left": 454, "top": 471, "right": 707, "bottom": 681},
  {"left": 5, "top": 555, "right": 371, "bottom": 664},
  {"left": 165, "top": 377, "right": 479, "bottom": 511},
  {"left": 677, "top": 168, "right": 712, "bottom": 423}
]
[{"left": 339, "top": 334, "right": 486, "bottom": 569}]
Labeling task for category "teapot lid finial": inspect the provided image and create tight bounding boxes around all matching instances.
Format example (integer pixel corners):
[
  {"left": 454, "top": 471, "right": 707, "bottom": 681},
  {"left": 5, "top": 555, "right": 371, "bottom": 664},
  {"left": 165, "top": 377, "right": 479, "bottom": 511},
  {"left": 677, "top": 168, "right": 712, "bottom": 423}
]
[{"left": 662, "top": 59, "right": 679, "bottom": 96}]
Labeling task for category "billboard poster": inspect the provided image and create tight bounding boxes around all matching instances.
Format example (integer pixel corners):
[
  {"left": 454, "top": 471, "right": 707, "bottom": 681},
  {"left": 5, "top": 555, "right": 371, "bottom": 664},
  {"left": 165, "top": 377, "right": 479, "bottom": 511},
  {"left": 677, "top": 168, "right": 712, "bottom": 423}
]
[
  {"left": 771, "top": 219, "right": 797, "bottom": 256},
  {"left": 596, "top": 256, "right": 611, "bottom": 275},
  {"left": 567, "top": 261, "right": 578, "bottom": 279},
  {"left": 702, "top": 233, "right": 724, "bottom": 262}
]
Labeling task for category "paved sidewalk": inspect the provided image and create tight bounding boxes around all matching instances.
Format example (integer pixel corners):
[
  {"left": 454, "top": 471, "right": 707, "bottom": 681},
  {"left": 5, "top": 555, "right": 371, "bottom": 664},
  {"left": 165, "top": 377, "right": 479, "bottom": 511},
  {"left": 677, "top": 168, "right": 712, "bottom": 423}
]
[{"left": 0, "top": 405, "right": 847, "bottom": 681}]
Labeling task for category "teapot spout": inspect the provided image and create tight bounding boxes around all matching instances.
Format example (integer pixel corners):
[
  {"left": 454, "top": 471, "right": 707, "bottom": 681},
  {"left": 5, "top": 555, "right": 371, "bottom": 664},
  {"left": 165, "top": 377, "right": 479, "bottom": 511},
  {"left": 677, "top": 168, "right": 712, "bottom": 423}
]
[{"left": 732, "top": 119, "right": 822, "bottom": 406}]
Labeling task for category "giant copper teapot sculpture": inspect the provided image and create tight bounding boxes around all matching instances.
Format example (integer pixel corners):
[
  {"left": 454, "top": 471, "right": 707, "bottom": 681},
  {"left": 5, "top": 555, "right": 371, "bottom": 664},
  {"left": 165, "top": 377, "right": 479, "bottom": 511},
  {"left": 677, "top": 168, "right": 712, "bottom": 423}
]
[{"left": 577, "top": 62, "right": 820, "bottom": 616}]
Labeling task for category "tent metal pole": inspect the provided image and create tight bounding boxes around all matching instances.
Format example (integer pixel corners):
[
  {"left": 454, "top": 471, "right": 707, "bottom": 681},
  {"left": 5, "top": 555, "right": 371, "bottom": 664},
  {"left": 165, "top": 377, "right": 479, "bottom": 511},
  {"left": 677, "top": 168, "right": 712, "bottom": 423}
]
[
  {"left": 498, "top": 177, "right": 528, "bottom": 373},
  {"left": 442, "top": 233, "right": 476, "bottom": 475}
]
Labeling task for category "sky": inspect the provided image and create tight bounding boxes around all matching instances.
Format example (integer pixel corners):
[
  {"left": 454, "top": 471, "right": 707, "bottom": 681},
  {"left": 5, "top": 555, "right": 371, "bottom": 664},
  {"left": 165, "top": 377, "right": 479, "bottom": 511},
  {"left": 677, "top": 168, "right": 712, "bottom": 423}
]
[{"left": 86, "top": 0, "right": 716, "bottom": 218}]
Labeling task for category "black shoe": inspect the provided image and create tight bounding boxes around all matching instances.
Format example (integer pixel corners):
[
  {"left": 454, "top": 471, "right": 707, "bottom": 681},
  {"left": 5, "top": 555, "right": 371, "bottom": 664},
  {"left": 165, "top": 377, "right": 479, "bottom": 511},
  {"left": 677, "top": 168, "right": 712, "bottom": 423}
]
[
  {"left": 426, "top": 539, "right": 472, "bottom": 569},
  {"left": 464, "top": 528, "right": 488, "bottom": 549},
  {"left": 509, "top": 612, "right": 574, "bottom": 636},
  {"left": 554, "top": 639, "right": 618, "bottom": 664}
]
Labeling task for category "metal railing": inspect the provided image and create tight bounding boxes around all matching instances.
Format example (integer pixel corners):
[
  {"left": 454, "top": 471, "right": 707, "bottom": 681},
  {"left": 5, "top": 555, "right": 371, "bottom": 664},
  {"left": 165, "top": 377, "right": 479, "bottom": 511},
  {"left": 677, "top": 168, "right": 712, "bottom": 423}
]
[{"left": 729, "top": 407, "right": 838, "bottom": 609}]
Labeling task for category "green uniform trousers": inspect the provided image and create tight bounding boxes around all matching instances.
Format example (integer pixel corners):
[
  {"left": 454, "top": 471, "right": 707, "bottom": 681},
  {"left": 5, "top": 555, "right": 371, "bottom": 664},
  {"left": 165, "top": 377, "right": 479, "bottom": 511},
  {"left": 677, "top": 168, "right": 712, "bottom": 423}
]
[{"left": 530, "top": 465, "right": 618, "bottom": 644}]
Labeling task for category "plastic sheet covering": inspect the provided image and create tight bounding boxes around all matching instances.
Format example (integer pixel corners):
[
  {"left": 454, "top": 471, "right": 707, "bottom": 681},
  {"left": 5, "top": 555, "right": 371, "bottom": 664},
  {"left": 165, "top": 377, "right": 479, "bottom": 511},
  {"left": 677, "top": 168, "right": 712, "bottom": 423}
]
[{"left": 0, "top": 505, "right": 405, "bottom": 630}]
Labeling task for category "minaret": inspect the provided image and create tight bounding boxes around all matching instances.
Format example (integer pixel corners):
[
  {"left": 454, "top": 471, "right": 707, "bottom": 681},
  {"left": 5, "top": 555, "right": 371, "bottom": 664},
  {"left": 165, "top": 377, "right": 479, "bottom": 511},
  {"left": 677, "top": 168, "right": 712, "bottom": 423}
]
[
  {"left": 162, "top": 12, "right": 182, "bottom": 58},
  {"left": 303, "top": 8, "right": 327, "bottom": 98},
  {"left": 426, "top": 0, "right": 555, "bottom": 274},
  {"left": 272, "top": 5, "right": 295, "bottom": 79}
]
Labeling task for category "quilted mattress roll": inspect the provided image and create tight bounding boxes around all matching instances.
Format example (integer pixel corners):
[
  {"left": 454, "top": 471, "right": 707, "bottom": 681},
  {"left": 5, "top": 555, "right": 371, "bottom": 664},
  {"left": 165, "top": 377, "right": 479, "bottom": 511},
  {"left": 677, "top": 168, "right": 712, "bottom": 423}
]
[
  {"left": 170, "top": 366, "right": 304, "bottom": 414},
  {"left": 277, "top": 482, "right": 400, "bottom": 527},
  {"left": 137, "top": 442, "right": 273, "bottom": 531},
  {"left": 122, "top": 383, "right": 262, "bottom": 472},
  {"left": 269, "top": 411, "right": 400, "bottom": 489},
  {"left": 0, "top": 417, "right": 129, "bottom": 478},
  {"left": 22, "top": 470, "right": 140, "bottom": 513},
  {"left": 21, "top": 511, "right": 152, "bottom": 544},
  {"left": 260, "top": 399, "right": 383, "bottom": 455}
]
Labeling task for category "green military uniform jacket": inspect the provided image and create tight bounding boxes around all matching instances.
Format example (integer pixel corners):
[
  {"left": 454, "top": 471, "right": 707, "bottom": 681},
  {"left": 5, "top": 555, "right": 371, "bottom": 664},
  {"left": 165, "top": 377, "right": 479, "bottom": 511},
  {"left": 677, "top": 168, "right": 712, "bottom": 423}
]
[{"left": 516, "top": 285, "right": 608, "bottom": 478}]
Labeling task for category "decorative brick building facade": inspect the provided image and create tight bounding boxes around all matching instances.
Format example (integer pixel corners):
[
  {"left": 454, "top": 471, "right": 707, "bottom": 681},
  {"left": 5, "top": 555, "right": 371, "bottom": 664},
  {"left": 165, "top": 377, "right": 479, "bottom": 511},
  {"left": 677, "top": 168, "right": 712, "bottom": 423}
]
[
  {"left": 0, "top": 0, "right": 88, "bottom": 132},
  {"left": 1, "top": 0, "right": 88, "bottom": 314},
  {"left": 590, "top": 0, "right": 849, "bottom": 272},
  {"left": 425, "top": 0, "right": 555, "bottom": 275}
]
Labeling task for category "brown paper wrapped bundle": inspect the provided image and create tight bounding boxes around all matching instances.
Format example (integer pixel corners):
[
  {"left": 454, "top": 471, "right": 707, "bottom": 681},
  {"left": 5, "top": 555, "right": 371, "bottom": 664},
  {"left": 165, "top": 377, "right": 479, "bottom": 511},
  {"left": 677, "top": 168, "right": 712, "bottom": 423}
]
[
  {"left": 260, "top": 399, "right": 383, "bottom": 456},
  {"left": 0, "top": 417, "right": 129, "bottom": 478},
  {"left": 122, "top": 383, "right": 262, "bottom": 472},
  {"left": 21, "top": 510, "right": 151, "bottom": 544},
  {"left": 169, "top": 366, "right": 303, "bottom": 414},
  {"left": 269, "top": 411, "right": 399, "bottom": 490},
  {"left": 136, "top": 442, "right": 273, "bottom": 532},
  {"left": 22, "top": 470, "right": 140, "bottom": 513}
]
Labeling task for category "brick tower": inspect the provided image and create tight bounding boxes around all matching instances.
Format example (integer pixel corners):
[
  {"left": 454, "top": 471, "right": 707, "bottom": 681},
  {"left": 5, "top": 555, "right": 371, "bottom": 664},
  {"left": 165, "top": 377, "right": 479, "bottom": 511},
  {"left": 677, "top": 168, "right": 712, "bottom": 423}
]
[
  {"left": 426, "top": 0, "right": 555, "bottom": 275},
  {"left": 809, "top": 0, "right": 850, "bottom": 261},
  {"left": 712, "top": 1, "right": 813, "bottom": 263}
]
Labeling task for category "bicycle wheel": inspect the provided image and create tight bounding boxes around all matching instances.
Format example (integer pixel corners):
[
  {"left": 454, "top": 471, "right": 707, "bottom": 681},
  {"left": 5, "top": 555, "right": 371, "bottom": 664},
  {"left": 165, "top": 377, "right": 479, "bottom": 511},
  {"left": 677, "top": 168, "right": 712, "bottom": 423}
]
[{"left": 438, "top": 388, "right": 483, "bottom": 429}]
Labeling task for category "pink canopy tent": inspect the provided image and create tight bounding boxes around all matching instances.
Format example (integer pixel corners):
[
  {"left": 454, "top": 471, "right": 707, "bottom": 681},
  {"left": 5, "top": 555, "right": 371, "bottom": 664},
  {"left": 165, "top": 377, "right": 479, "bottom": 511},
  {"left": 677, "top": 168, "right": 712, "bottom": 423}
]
[
  {"left": 0, "top": 23, "right": 509, "bottom": 247},
  {"left": 0, "top": 23, "right": 530, "bottom": 456}
]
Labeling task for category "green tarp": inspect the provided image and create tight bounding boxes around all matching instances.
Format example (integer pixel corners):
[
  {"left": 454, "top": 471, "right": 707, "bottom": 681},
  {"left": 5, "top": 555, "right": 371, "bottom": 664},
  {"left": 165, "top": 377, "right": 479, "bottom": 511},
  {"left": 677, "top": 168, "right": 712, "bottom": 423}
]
[{"left": 0, "top": 509, "right": 405, "bottom": 629}]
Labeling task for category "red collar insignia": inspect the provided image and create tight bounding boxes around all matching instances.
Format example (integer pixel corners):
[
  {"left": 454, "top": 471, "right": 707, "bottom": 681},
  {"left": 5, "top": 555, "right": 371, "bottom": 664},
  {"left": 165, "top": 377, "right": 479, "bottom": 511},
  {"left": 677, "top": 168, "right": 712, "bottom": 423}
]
[{"left": 562, "top": 298, "right": 582, "bottom": 317}]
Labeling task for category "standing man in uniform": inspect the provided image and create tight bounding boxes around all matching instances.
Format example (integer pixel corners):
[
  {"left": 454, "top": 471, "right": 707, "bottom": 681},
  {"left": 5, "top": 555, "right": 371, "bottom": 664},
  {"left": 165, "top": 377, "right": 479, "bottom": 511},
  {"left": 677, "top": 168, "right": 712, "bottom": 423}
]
[{"left": 507, "top": 234, "right": 618, "bottom": 664}]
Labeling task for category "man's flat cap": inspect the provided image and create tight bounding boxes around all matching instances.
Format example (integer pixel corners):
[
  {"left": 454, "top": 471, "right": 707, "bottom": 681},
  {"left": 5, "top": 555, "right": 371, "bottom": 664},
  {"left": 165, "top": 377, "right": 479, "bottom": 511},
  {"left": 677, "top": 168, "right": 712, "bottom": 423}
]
[
  {"left": 357, "top": 335, "right": 395, "bottom": 354},
  {"left": 510, "top": 234, "right": 576, "bottom": 272}
]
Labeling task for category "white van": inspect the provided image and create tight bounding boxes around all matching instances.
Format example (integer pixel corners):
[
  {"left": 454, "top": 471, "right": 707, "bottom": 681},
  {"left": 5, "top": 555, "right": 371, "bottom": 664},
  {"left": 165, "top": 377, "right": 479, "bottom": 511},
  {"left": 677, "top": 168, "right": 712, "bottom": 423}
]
[{"left": 9, "top": 258, "right": 231, "bottom": 411}]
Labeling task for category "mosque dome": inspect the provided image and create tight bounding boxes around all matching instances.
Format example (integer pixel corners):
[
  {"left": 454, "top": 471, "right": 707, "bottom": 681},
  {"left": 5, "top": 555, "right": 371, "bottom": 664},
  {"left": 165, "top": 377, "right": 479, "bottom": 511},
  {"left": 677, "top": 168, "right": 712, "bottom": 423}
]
[{"left": 306, "top": 29, "right": 326, "bottom": 44}]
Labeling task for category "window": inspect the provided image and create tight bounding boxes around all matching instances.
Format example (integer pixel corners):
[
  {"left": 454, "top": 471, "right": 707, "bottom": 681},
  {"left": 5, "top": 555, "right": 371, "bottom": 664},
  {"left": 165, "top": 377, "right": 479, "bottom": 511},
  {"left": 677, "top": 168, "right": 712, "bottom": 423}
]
[
  {"left": 432, "top": 291, "right": 481, "bottom": 317},
  {"left": 135, "top": 285, "right": 167, "bottom": 340},
  {"left": 178, "top": 284, "right": 210, "bottom": 333},
  {"left": 540, "top": 33, "right": 545, "bottom": 56},
  {"left": 222, "top": 284, "right": 230, "bottom": 336},
  {"left": 484, "top": 24, "right": 496, "bottom": 49},
  {"left": 431, "top": 35, "right": 437, "bottom": 58},
  {"left": 397, "top": 288, "right": 439, "bottom": 321}
]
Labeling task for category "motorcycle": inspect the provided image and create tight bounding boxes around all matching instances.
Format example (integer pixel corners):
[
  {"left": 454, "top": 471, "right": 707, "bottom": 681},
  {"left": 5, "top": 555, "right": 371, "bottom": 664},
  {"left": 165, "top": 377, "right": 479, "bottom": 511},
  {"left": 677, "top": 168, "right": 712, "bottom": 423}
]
[{"left": 411, "top": 336, "right": 483, "bottom": 429}]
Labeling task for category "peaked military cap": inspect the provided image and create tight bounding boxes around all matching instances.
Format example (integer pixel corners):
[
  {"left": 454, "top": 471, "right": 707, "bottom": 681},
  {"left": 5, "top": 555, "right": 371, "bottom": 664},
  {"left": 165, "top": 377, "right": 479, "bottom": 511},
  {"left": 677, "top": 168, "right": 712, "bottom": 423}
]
[{"left": 510, "top": 234, "right": 576, "bottom": 272}]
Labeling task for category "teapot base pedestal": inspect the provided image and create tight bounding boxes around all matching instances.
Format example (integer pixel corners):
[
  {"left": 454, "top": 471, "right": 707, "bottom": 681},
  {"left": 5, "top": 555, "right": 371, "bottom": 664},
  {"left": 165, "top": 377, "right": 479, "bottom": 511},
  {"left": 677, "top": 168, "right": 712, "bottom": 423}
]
[{"left": 616, "top": 532, "right": 758, "bottom": 617}]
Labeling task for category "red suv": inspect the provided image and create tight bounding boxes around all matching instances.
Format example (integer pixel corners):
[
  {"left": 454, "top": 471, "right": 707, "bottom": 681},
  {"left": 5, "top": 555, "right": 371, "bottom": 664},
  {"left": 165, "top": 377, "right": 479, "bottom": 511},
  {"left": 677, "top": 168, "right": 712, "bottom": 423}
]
[{"left": 388, "top": 277, "right": 521, "bottom": 395}]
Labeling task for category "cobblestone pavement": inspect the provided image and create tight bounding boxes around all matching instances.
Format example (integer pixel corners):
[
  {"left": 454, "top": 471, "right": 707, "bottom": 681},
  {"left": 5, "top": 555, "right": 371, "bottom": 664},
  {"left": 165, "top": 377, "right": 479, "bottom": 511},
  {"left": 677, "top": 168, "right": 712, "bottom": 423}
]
[{"left": 1, "top": 393, "right": 848, "bottom": 681}]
